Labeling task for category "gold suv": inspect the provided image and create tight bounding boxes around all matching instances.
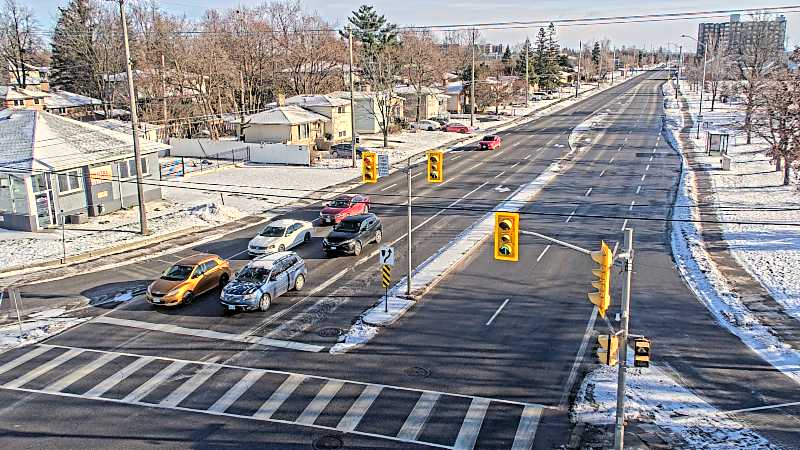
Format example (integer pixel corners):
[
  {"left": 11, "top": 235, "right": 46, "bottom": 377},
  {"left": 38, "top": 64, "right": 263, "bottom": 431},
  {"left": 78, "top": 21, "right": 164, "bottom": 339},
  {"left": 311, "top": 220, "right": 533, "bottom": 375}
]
[{"left": 146, "top": 254, "right": 232, "bottom": 306}]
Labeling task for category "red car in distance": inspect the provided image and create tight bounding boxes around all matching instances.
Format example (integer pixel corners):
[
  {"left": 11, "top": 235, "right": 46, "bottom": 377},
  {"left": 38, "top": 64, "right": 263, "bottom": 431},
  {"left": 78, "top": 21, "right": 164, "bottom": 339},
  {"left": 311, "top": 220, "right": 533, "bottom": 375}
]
[
  {"left": 479, "top": 135, "right": 502, "bottom": 150},
  {"left": 444, "top": 123, "right": 473, "bottom": 134},
  {"left": 319, "top": 194, "right": 370, "bottom": 225}
]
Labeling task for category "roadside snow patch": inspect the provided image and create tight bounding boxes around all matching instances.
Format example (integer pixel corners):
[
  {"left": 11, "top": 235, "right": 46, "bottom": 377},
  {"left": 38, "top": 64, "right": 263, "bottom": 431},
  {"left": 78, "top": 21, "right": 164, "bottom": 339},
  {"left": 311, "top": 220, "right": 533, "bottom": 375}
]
[{"left": 0, "top": 315, "right": 88, "bottom": 349}]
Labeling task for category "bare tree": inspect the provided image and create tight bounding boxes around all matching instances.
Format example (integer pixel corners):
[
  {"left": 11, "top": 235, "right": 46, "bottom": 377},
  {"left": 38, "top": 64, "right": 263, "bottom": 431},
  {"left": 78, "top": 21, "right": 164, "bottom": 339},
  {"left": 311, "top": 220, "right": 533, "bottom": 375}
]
[
  {"left": 704, "top": 33, "right": 732, "bottom": 111},
  {"left": 752, "top": 67, "right": 800, "bottom": 185},
  {"left": 0, "top": 0, "right": 42, "bottom": 87},
  {"left": 399, "top": 29, "right": 446, "bottom": 121}
]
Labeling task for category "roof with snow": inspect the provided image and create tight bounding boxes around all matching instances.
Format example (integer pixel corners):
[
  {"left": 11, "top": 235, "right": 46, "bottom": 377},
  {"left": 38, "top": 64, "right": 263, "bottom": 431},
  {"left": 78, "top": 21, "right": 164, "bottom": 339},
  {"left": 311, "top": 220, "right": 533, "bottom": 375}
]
[
  {"left": 393, "top": 85, "right": 442, "bottom": 96},
  {"left": 92, "top": 119, "right": 162, "bottom": 137},
  {"left": 246, "top": 105, "right": 329, "bottom": 126},
  {"left": 0, "top": 86, "right": 49, "bottom": 101},
  {"left": 0, "top": 109, "right": 169, "bottom": 175},
  {"left": 445, "top": 82, "right": 465, "bottom": 95},
  {"left": 328, "top": 90, "right": 404, "bottom": 101},
  {"left": 45, "top": 90, "right": 101, "bottom": 109},
  {"left": 285, "top": 94, "right": 349, "bottom": 108}
]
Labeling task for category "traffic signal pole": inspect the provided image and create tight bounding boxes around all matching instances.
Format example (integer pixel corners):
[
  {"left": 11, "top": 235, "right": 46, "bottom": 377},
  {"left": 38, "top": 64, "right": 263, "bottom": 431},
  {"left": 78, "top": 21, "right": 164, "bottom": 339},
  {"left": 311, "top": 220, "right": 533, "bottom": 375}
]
[
  {"left": 407, "top": 156, "right": 413, "bottom": 296},
  {"left": 614, "top": 227, "right": 634, "bottom": 450}
]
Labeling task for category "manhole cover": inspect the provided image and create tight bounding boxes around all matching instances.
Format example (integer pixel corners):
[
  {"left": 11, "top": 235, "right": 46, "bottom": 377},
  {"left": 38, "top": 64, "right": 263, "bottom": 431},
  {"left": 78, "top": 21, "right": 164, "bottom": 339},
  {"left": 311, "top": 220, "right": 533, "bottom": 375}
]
[
  {"left": 318, "top": 327, "right": 344, "bottom": 338},
  {"left": 404, "top": 366, "right": 431, "bottom": 378},
  {"left": 313, "top": 435, "right": 343, "bottom": 450}
]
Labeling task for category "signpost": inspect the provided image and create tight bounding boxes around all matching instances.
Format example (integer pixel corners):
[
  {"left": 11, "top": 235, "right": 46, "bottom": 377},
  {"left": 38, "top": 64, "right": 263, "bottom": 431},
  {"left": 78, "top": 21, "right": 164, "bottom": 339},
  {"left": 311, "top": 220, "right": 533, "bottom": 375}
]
[
  {"left": 379, "top": 246, "right": 395, "bottom": 312},
  {"left": 377, "top": 153, "right": 390, "bottom": 178}
]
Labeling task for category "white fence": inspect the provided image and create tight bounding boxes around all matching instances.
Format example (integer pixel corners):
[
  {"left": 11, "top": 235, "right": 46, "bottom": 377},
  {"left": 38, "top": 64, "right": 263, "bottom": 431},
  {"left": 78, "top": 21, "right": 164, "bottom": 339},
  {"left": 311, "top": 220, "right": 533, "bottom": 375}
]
[
  {"left": 168, "top": 138, "right": 246, "bottom": 158},
  {"left": 169, "top": 139, "right": 311, "bottom": 165},
  {"left": 250, "top": 143, "right": 311, "bottom": 166}
]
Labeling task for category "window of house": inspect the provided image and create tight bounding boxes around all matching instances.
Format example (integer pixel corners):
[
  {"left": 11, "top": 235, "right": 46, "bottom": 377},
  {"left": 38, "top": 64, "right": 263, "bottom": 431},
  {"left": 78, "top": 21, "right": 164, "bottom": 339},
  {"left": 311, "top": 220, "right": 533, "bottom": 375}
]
[
  {"left": 337, "top": 106, "right": 346, "bottom": 114},
  {"left": 13, "top": 100, "right": 23, "bottom": 106},
  {"left": 118, "top": 160, "right": 130, "bottom": 179},
  {"left": 57, "top": 169, "right": 82, "bottom": 194},
  {"left": 140, "top": 157, "right": 149, "bottom": 175},
  {"left": 338, "top": 130, "right": 346, "bottom": 137},
  {"left": 33, "top": 98, "right": 40, "bottom": 105},
  {"left": 298, "top": 123, "right": 310, "bottom": 140}
]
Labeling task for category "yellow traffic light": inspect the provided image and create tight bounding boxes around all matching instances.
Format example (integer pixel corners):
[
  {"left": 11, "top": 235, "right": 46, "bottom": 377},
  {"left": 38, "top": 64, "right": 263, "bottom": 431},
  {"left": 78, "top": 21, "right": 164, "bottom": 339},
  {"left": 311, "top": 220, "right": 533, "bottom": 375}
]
[
  {"left": 597, "top": 334, "right": 619, "bottom": 366},
  {"left": 427, "top": 150, "right": 444, "bottom": 183},
  {"left": 588, "top": 240, "right": 612, "bottom": 317},
  {"left": 634, "top": 337, "right": 651, "bottom": 368},
  {"left": 362, "top": 151, "right": 377, "bottom": 183},
  {"left": 494, "top": 212, "right": 519, "bottom": 261}
]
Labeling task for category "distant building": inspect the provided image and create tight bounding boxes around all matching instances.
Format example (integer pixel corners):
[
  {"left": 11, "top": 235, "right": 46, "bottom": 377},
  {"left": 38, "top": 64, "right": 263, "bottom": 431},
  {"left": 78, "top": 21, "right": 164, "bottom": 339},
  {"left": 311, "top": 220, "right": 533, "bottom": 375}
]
[{"left": 697, "top": 14, "right": 786, "bottom": 60}]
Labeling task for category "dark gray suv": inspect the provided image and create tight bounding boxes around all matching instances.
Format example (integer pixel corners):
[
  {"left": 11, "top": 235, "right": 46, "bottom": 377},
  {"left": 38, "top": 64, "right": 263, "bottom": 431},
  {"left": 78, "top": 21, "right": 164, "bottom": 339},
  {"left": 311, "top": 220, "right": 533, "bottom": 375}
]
[{"left": 322, "top": 214, "right": 382, "bottom": 256}]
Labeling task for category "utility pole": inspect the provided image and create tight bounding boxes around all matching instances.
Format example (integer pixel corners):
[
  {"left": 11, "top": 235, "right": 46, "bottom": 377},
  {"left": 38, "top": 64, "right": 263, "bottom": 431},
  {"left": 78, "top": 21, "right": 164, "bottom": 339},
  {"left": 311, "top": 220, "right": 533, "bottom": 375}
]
[
  {"left": 614, "top": 228, "right": 634, "bottom": 450},
  {"left": 675, "top": 45, "right": 682, "bottom": 100},
  {"left": 611, "top": 47, "right": 616, "bottom": 84},
  {"left": 575, "top": 41, "right": 582, "bottom": 98},
  {"left": 348, "top": 29, "right": 357, "bottom": 169},
  {"left": 160, "top": 53, "right": 168, "bottom": 140},
  {"left": 524, "top": 38, "right": 530, "bottom": 109},
  {"left": 113, "top": 0, "right": 148, "bottom": 235},
  {"left": 239, "top": 71, "right": 246, "bottom": 139},
  {"left": 406, "top": 157, "right": 413, "bottom": 296},
  {"left": 470, "top": 29, "right": 476, "bottom": 128}
]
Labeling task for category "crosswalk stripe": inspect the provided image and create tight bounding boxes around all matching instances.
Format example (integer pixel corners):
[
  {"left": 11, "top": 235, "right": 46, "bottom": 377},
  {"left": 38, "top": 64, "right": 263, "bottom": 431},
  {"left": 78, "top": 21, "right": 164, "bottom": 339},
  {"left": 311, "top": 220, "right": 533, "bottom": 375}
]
[
  {"left": 511, "top": 405, "right": 544, "bottom": 450},
  {"left": 159, "top": 363, "right": 222, "bottom": 407},
  {"left": 0, "top": 346, "right": 51, "bottom": 376},
  {"left": 453, "top": 397, "right": 491, "bottom": 450},
  {"left": 253, "top": 373, "right": 305, "bottom": 419},
  {"left": 208, "top": 370, "right": 264, "bottom": 413},
  {"left": 396, "top": 392, "right": 440, "bottom": 442},
  {"left": 84, "top": 357, "right": 155, "bottom": 398},
  {"left": 122, "top": 361, "right": 188, "bottom": 403},
  {"left": 296, "top": 380, "right": 344, "bottom": 426},
  {"left": 4, "top": 349, "right": 83, "bottom": 389},
  {"left": 337, "top": 385, "right": 382, "bottom": 432},
  {"left": 43, "top": 353, "right": 118, "bottom": 393}
]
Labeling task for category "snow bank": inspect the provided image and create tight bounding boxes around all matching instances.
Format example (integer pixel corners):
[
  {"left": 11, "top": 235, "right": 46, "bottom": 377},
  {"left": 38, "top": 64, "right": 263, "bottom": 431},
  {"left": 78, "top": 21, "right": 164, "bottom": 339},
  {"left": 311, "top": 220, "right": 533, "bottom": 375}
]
[{"left": 0, "top": 310, "right": 88, "bottom": 350}]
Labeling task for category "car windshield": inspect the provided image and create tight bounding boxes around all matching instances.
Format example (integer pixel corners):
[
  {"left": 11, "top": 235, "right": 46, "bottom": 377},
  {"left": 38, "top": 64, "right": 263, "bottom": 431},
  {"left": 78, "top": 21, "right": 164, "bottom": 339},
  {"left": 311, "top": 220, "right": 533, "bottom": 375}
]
[
  {"left": 161, "top": 265, "right": 194, "bottom": 281},
  {"left": 260, "top": 226, "right": 286, "bottom": 237},
  {"left": 329, "top": 199, "right": 351, "bottom": 208},
  {"left": 483, "top": 136, "right": 495, "bottom": 141},
  {"left": 334, "top": 220, "right": 361, "bottom": 232},
  {"left": 236, "top": 266, "right": 270, "bottom": 283}
]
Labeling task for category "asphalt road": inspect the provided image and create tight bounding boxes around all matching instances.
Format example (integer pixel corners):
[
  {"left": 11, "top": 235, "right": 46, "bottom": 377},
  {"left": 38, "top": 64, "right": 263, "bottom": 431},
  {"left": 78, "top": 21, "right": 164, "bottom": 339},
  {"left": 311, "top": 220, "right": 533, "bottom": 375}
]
[{"left": 3, "top": 70, "right": 797, "bottom": 449}]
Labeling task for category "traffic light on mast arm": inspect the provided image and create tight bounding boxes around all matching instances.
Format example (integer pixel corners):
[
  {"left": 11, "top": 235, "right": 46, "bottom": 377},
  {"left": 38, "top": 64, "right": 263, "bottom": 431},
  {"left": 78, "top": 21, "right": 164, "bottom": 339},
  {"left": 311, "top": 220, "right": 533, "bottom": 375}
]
[
  {"left": 588, "top": 240, "right": 613, "bottom": 317},
  {"left": 362, "top": 151, "right": 377, "bottom": 183},
  {"left": 494, "top": 212, "right": 519, "bottom": 261},
  {"left": 597, "top": 334, "right": 619, "bottom": 366},
  {"left": 427, "top": 150, "right": 444, "bottom": 183}
]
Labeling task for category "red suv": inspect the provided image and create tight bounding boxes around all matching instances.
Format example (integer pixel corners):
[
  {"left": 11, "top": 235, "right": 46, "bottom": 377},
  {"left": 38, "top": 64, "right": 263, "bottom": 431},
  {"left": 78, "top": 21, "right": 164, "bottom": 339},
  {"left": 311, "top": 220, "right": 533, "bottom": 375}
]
[
  {"left": 444, "top": 123, "right": 473, "bottom": 134},
  {"left": 320, "top": 194, "right": 370, "bottom": 225},
  {"left": 479, "top": 135, "right": 502, "bottom": 150}
]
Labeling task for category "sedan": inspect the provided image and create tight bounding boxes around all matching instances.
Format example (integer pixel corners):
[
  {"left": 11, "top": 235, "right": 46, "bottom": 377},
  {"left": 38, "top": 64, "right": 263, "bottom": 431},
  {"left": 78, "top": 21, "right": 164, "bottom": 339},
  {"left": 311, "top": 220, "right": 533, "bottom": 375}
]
[
  {"left": 323, "top": 214, "right": 382, "bottom": 256},
  {"left": 330, "top": 143, "right": 366, "bottom": 159},
  {"left": 147, "top": 253, "right": 232, "bottom": 306},
  {"left": 319, "top": 194, "right": 369, "bottom": 225},
  {"left": 411, "top": 120, "right": 441, "bottom": 131},
  {"left": 220, "top": 251, "right": 306, "bottom": 312},
  {"left": 444, "top": 123, "right": 473, "bottom": 134},
  {"left": 248, "top": 219, "right": 313, "bottom": 256},
  {"left": 478, "top": 135, "right": 502, "bottom": 150}
]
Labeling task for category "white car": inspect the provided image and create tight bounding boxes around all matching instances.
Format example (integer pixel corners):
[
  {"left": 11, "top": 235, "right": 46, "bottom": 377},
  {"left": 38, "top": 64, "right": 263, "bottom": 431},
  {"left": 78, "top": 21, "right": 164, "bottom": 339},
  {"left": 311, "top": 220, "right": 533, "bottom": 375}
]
[
  {"left": 248, "top": 219, "right": 313, "bottom": 256},
  {"left": 411, "top": 120, "right": 441, "bottom": 131}
]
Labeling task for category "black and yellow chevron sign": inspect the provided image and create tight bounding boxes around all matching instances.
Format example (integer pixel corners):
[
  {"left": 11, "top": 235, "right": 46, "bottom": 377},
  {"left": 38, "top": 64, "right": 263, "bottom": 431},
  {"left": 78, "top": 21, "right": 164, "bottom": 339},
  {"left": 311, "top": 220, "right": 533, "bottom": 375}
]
[{"left": 381, "top": 264, "right": 392, "bottom": 288}]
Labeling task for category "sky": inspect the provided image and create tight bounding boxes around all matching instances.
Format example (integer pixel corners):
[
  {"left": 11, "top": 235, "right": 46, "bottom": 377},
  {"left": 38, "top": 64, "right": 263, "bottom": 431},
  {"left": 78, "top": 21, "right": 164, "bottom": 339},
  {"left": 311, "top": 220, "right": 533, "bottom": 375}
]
[{"left": 26, "top": 0, "right": 800, "bottom": 51}]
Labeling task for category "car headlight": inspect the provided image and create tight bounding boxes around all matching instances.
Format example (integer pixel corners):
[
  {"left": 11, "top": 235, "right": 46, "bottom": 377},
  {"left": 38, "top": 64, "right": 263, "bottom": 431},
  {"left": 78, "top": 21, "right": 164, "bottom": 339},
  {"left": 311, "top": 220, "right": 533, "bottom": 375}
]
[
  {"left": 268, "top": 244, "right": 276, "bottom": 249},
  {"left": 323, "top": 238, "right": 329, "bottom": 245},
  {"left": 166, "top": 288, "right": 182, "bottom": 297},
  {"left": 244, "top": 291, "right": 259, "bottom": 300}
]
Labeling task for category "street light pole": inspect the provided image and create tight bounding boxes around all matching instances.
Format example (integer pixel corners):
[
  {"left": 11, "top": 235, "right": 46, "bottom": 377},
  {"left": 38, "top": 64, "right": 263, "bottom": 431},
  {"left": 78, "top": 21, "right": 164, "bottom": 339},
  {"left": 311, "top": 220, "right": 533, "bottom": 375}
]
[
  {"left": 470, "top": 29, "right": 476, "bottom": 128},
  {"left": 575, "top": 41, "right": 582, "bottom": 98},
  {"left": 348, "top": 29, "right": 357, "bottom": 169},
  {"left": 524, "top": 38, "right": 529, "bottom": 109},
  {"left": 406, "top": 157, "right": 412, "bottom": 296},
  {"left": 113, "top": 0, "right": 148, "bottom": 235}
]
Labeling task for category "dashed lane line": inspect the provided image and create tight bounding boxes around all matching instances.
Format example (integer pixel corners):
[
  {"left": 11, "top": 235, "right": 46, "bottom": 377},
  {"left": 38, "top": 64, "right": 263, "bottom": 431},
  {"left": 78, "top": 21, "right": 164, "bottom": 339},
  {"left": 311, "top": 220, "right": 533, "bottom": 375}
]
[
  {"left": 584, "top": 187, "right": 593, "bottom": 197},
  {"left": 485, "top": 299, "right": 510, "bottom": 326},
  {"left": 565, "top": 210, "right": 576, "bottom": 223},
  {"left": 380, "top": 183, "right": 398, "bottom": 192},
  {"left": 636, "top": 185, "right": 642, "bottom": 194},
  {"left": 629, "top": 200, "right": 635, "bottom": 211},
  {"left": 536, "top": 245, "right": 551, "bottom": 262}
]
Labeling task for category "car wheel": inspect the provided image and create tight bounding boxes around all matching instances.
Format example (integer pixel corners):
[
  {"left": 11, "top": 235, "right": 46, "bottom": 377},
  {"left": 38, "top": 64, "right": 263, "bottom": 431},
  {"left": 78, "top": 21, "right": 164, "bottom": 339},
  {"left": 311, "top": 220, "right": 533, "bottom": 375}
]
[
  {"left": 278, "top": 244, "right": 285, "bottom": 252},
  {"left": 304, "top": 232, "right": 311, "bottom": 243},
  {"left": 294, "top": 274, "right": 305, "bottom": 291},
  {"left": 219, "top": 274, "right": 229, "bottom": 288},
  {"left": 373, "top": 229, "right": 382, "bottom": 244},
  {"left": 182, "top": 291, "right": 194, "bottom": 305},
  {"left": 259, "top": 294, "right": 271, "bottom": 312},
  {"left": 352, "top": 241, "right": 362, "bottom": 256}
]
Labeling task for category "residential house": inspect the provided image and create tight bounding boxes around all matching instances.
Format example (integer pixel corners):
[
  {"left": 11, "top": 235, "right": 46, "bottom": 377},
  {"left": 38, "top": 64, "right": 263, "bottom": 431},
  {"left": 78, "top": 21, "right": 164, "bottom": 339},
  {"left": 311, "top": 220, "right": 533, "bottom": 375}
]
[
  {"left": 7, "top": 62, "right": 49, "bottom": 91},
  {"left": 329, "top": 90, "right": 405, "bottom": 134},
  {"left": 44, "top": 89, "right": 102, "bottom": 120},
  {"left": 394, "top": 85, "right": 446, "bottom": 121},
  {"left": 242, "top": 105, "right": 329, "bottom": 149},
  {"left": 444, "top": 82, "right": 467, "bottom": 114},
  {"left": 92, "top": 119, "right": 164, "bottom": 142},
  {"left": 0, "top": 86, "right": 48, "bottom": 110},
  {"left": 0, "top": 109, "right": 169, "bottom": 232},
  {"left": 285, "top": 94, "right": 352, "bottom": 144}
]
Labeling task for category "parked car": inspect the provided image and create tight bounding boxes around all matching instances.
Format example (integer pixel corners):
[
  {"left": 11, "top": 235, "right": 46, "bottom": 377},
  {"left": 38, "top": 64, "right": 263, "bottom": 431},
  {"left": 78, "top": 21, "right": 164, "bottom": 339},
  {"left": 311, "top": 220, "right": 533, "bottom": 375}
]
[
  {"left": 478, "top": 135, "right": 503, "bottom": 150},
  {"left": 319, "top": 194, "right": 370, "bottom": 225},
  {"left": 410, "top": 120, "right": 441, "bottom": 131},
  {"left": 220, "top": 251, "right": 306, "bottom": 312},
  {"left": 330, "top": 143, "right": 366, "bottom": 159},
  {"left": 444, "top": 123, "right": 473, "bottom": 134},
  {"left": 430, "top": 117, "right": 449, "bottom": 126},
  {"left": 323, "top": 214, "right": 383, "bottom": 256},
  {"left": 248, "top": 219, "right": 313, "bottom": 256},
  {"left": 147, "top": 253, "right": 232, "bottom": 306},
  {"left": 531, "top": 91, "right": 552, "bottom": 100}
]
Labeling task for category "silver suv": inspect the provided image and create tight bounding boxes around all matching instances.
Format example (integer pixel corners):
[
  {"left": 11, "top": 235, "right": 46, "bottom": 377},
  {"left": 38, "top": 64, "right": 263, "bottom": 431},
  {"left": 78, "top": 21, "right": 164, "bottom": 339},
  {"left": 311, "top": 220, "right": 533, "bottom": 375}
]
[{"left": 220, "top": 251, "right": 306, "bottom": 312}]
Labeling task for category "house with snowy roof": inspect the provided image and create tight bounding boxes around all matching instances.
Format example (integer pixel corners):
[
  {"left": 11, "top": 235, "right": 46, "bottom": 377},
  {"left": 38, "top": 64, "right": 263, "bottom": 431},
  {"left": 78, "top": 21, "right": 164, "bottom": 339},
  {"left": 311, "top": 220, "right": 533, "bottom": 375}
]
[
  {"left": 394, "top": 85, "right": 447, "bottom": 121},
  {"left": 242, "top": 104, "right": 329, "bottom": 149},
  {"left": 0, "top": 109, "right": 169, "bottom": 231},
  {"left": 329, "top": 90, "right": 404, "bottom": 134},
  {"left": 285, "top": 94, "right": 352, "bottom": 144}
]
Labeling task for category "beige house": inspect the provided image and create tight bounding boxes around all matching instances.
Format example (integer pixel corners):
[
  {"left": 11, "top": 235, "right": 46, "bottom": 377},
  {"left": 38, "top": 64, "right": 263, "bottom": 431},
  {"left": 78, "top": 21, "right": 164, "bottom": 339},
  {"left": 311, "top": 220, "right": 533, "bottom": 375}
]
[
  {"left": 329, "top": 90, "right": 405, "bottom": 134},
  {"left": 394, "top": 85, "right": 446, "bottom": 121},
  {"left": 285, "top": 94, "right": 352, "bottom": 143},
  {"left": 242, "top": 105, "right": 329, "bottom": 148},
  {"left": 0, "top": 86, "right": 48, "bottom": 110},
  {"left": 7, "top": 62, "right": 49, "bottom": 90}
]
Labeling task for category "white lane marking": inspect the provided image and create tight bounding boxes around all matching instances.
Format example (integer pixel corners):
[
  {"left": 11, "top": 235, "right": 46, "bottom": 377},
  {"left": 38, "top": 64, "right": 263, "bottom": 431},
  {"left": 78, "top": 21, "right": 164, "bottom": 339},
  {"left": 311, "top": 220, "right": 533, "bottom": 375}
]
[
  {"left": 380, "top": 183, "right": 398, "bottom": 192},
  {"left": 524, "top": 154, "right": 531, "bottom": 160},
  {"left": 584, "top": 187, "right": 593, "bottom": 197},
  {"left": 648, "top": 155, "right": 653, "bottom": 162},
  {"left": 652, "top": 148, "right": 657, "bottom": 154},
  {"left": 641, "top": 174, "right": 646, "bottom": 181},
  {"left": 561, "top": 309, "right": 600, "bottom": 407},
  {"left": 714, "top": 401, "right": 800, "bottom": 417},
  {"left": 609, "top": 157, "right": 615, "bottom": 164},
  {"left": 623, "top": 136, "right": 628, "bottom": 143},
  {"left": 620, "top": 218, "right": 629, "bottom": 231},
  {"left": 451, "top": 154, "right": 465, "bottom": 160},
  {"left": 397, "top": 392, "right": 441, "bottom": 441},
  {"left": 84, "top": 357, "right": 154, "bottom": 398},
  {"left": 599, "top": 169, "right": 606, "bottom": 177},
  {"left": 338, "top": 385, "right": 383, "bottom": 432},
  {"left": 636, "top": 185, "right": 642, "bottom": 194},
  {"left": 226, "top": 249, "right": 250, "bottom": 259},
  {"left": 254, "top": 373, "right": 306, "bottom": 419},
  {"left": 208, "top": 370, "right": 265, "bottom": 413},
  {"left": 536, "top": 245, "right": 551, "bottom": 263},
  {"left": 485, "top": 299, "right": 510, "bottom": 326},
  {"left": 494, "top": 171, "right": 506, "bottom": 179},
  {"left": 627, "top": 130, "right": 632, "bottom": 135},
  {"left": 565, "top": 210, "right": 576, "bottom": 223},
  {"left": 469, "top": 162, "right": 483, "bottom": 171},
  {"left": 0, "top": 346, "right": 51, "bottom": 376},
  {"left": 453, "top": 397, "right": 491, "bottom": 450},
  {"left": 511, "top": 161, "right": 520, "bottom": 168},
  {"left": 160, "top": 363, "right": 223, "bottom": 407},
  {"left": 410, "top": 173, "right": 422, "bottom": 180},
  {"left": 3, "top": 349, "right": 83, "bottom": 389},
  {"left": 44, "top": 353, "right": 119, "bottom": 393},
  {"left": 645, "top": 164, "right": 650, "bottom": 171},
  {"left": 122, "top": 360, "right": 189, "bottom": 403},
  {"left": 511, "top": 405, "right": 545, "bottom": 450},
  {"left": 296, "top": 379, "right": 345, "bottom": 425},
  {"left": 629, "top": 200, "right": 636, "bottom": 211}
]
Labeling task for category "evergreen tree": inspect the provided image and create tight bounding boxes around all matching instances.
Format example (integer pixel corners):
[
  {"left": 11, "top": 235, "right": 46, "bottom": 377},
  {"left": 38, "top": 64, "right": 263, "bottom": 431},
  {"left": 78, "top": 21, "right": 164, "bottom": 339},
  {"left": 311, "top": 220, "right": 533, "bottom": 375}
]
[
  {"left": 534, "top": 27, "right": 547, "bottom": 78},
  {"left": 515, "top": 38, "right": 537, "bottom": 86},
  {"left": 50, "top": 0, "right": 98, "bottom": 95},
  {"left": 501, "top": 45, "right": 512, "bottom": 74},
  {"left": 591, "top": 42, "right": 601, "bottom": 65},
  {"left": 341, "top": 5, "right": 397, "bottom": 57}
]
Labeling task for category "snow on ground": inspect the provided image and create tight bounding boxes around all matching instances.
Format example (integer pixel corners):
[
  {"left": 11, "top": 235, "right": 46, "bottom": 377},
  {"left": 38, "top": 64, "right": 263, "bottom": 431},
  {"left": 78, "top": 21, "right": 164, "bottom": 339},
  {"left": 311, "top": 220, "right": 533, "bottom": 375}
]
[
  {"left": 663, "top": 85, "right": 800, "bottom": 384},
  {"left": 673, "top": 81, "right": 800, "bottom": 322},
  {"left": 0, "top": 306, "right": 89, "bottom": 350},
  {"left": 573, "top": 355, "right": 775, "bottom": 449}
]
